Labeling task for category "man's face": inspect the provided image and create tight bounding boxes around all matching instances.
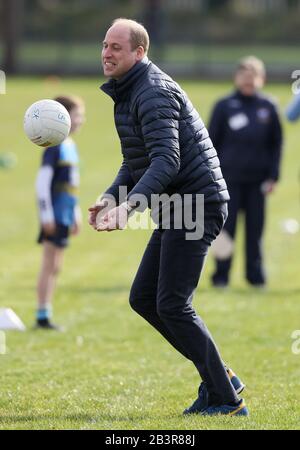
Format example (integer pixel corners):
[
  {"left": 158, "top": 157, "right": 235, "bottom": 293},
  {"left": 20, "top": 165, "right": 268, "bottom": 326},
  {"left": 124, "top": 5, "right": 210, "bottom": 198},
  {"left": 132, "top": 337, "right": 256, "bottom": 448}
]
[
  {"left": 102, "top": 24, "right": 144, "bottom": 79},
  {"left": 234, "top": 69, "right": 265, "bottom": 96}
]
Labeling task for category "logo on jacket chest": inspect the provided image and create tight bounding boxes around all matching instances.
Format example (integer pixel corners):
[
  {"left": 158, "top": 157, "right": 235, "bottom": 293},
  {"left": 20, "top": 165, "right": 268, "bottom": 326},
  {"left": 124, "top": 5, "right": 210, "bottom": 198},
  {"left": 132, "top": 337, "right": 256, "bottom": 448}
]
[
  {"left": 256, "top": 107, "right": 271, "bottom": 123},
  {"left": 228, "top": 113, "right": 249, "bottom": 130}
]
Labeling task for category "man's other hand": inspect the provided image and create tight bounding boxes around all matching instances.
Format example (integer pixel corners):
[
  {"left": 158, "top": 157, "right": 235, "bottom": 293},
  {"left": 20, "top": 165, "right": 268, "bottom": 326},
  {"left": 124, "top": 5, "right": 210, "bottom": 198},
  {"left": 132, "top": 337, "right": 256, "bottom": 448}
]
[
  {"left": 96, "top": 204, "right": 129, "bottom": 231},
  {"left": 88, "top": 197, "right": 116, "bottom": 230}
]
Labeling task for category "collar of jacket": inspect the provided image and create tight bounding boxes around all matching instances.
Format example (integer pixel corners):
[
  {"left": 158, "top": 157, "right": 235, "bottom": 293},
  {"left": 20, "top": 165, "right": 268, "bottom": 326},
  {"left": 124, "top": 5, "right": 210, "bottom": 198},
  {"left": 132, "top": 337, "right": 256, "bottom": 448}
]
[
  {"left": 234, "top": 89, "right": 259, "bottom": 102},
  {"left": 100, "top": 57, "right": 151, "bottom": 102}
]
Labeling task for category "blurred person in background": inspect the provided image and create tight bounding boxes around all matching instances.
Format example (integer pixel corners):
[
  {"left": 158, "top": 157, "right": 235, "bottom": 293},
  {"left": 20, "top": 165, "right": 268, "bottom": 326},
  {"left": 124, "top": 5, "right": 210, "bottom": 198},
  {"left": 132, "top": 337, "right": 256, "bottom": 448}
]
[
  {"left": 286, "top": 90, "right": 300, "bottom": 209},
  {"left": 35, "top": 95, "right": 85, "bottom": 330},
  {"left": 208, "top": 56, "right": 283, "bottom": 288}
]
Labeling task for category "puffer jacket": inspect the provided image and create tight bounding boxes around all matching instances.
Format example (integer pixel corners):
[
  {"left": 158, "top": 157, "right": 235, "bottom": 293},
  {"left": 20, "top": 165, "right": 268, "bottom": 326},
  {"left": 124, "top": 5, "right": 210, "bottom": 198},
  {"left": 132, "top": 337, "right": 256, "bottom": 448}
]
[{"left": 101, "top": 57, "right": 229, "bottom": 207}]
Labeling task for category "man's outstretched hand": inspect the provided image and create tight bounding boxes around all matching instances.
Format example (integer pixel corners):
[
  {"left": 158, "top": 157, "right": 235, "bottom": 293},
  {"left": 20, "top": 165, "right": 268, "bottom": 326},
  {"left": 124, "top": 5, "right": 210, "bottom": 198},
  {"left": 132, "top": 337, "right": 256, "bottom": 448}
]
[
  {"left": 95, "top": 204, "right": 129, "bottom": 231},
  {"left": 88, "top": 198, "right": 129, "bottom": 231},
  {"left": 88, "top": 198, "right": 116, "bottom": 230}
]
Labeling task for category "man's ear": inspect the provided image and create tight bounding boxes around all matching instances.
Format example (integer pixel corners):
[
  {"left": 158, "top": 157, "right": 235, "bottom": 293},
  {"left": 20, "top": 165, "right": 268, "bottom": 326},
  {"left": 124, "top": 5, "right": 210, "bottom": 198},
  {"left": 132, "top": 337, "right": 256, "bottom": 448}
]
[{"left": 136, "top": 46, "right": 145, "bottom": 61}]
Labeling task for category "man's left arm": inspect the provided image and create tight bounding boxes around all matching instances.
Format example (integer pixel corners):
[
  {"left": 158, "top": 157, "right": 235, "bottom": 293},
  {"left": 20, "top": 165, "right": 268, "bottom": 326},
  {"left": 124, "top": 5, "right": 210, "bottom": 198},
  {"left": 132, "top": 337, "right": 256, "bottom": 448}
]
[
  {"left": 96, "top": 89, "right": 181, "bottom": 231},
  {"left": 127, "top": 89, "right": 181, "bottom": 206}
]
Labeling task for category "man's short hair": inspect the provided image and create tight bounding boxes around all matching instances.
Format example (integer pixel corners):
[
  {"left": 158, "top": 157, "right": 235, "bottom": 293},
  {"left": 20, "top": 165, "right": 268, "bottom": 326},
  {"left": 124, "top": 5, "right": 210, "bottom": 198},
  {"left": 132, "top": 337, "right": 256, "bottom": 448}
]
[
  {"left": 236, "top": 56, "right": 266, "bottom": 78},
  {"left": 112, "top": 18, "right": 150, "bottom": 54}
]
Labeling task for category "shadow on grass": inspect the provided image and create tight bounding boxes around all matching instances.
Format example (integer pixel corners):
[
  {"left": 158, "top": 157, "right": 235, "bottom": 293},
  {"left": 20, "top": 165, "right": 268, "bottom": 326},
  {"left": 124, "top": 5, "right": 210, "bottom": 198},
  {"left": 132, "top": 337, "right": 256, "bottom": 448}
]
[
  {"left": 0, "top": 412, "right": 175, "bottom": 425},
  {"left": 12, "top": 284, "right": 131, "bottom": 295},
  {"left": 0, "top": 413, "right": 98, "bottom": 424},
  {"left": 203, "top": 286, "right": 300, "bottom": 297},
  {"left": 64, "top": 285, "right": 130, "bottom": 295},
  {"left": 10, "top": 281, "right": 300, "bottom": 298},
  {"left": 64, "top": 285, "right": 300, "bottom": 297}
]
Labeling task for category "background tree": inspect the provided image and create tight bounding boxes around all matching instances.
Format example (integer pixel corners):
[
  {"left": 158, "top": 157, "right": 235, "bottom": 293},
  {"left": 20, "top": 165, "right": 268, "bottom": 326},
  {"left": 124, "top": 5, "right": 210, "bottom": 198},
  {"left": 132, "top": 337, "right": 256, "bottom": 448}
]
[{"left": 1, "top": 0, "right": 24, "bottom": 74}]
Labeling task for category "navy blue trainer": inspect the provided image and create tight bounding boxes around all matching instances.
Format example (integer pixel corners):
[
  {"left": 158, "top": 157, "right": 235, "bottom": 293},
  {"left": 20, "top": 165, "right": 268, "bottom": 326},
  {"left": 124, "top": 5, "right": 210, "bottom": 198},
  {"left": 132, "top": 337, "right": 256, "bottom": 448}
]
[
  {"left": 184, "top": 367, "right": 245, "bottom": 415},
  {"left": 201, "top": 398, "right": 249, "bottom": 416},
  {"left": 226, "top": 367, "right": 245, "bottom": 394},
  {"left": 183, "top": 382, "right": 209, "bottom": 415}
]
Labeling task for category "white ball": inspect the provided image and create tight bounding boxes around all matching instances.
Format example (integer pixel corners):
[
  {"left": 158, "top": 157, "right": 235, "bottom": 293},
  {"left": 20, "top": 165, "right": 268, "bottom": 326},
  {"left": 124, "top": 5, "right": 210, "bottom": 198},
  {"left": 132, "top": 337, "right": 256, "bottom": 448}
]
[{"left": 24, "top": 99, "right": 71, "bottom": 147}]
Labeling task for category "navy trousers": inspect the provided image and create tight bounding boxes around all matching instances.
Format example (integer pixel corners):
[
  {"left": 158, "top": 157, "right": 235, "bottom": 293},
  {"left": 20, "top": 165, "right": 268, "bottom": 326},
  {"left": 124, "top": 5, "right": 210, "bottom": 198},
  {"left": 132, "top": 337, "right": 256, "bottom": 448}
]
[
  {"left": 212, "top": 182, "right": 266, "bottom": 286},
  {"left": 129, "top": 202, "right": 238, "bottom": 405}
]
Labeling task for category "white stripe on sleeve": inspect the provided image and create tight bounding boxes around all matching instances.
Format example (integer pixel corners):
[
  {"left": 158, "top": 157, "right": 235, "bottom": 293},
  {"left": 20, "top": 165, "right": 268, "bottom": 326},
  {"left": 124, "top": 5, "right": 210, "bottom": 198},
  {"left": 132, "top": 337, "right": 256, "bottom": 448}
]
[{"left": 35, "top": 165, "right": 55, "bottom": 224}]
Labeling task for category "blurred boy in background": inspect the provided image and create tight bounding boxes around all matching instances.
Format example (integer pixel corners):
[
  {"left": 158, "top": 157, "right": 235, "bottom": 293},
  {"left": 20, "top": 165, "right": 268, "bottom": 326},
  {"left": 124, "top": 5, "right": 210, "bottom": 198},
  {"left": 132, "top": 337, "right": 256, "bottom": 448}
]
[
  {"left": 35, "top": 95, "right": 85, "bottom": 329},
  {"left": 208, "top": 56, "right": 283, "bottom": 288}
]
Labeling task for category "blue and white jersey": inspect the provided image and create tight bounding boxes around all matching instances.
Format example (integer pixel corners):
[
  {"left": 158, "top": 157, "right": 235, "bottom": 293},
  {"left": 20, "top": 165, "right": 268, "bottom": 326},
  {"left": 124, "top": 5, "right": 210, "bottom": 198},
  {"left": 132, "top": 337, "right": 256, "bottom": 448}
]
[{"left": 36, "top": 137, "right": 80, "bottom": 227}]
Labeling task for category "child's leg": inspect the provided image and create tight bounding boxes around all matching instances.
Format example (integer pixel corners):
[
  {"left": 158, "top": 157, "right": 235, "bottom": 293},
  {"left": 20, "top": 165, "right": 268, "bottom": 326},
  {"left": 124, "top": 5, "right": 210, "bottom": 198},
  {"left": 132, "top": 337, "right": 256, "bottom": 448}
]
[{"left": 36, "top": 241, "right": 64, "bottom": 320}]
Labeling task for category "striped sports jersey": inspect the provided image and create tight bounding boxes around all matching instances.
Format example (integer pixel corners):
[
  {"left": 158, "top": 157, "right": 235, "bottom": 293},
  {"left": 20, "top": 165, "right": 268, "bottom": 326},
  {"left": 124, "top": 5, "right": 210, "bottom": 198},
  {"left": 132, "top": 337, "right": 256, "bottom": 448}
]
[{"left": 36, "top": 138, "right": 80, "bottom": 226}]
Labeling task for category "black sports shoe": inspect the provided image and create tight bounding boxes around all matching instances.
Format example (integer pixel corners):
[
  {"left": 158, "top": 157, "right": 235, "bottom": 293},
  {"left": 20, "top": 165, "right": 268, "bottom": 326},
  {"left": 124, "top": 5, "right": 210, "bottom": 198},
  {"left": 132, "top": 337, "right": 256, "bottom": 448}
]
[
  {"left": 183, "top": 382, "right": 209, "bottom": 415},
  {"left": 35, "top": 318, "right": 64, "bottom": 331},
  {"left": 226, "top": 367, "right": 245, "bottom": 394},
  {"left": 201, "top": 398, "right": 249, "bottom": 416},
  {"left": 183, "top": 367, "right": 245, "bottom": 415}
]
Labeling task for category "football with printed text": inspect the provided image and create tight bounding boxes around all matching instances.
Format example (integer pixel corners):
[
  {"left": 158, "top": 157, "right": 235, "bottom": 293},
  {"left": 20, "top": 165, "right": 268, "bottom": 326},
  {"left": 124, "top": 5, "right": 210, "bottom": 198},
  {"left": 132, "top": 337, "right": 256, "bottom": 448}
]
[{"left": 24, "top": 99, "right": 71, "bottom": 147}]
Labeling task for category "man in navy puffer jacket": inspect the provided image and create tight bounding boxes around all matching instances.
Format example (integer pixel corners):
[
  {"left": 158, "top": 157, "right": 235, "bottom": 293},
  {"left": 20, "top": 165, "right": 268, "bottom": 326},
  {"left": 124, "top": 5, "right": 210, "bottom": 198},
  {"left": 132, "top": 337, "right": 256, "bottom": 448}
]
[{"left": 88, "top": 18, "right": 248, "bottom": 416}]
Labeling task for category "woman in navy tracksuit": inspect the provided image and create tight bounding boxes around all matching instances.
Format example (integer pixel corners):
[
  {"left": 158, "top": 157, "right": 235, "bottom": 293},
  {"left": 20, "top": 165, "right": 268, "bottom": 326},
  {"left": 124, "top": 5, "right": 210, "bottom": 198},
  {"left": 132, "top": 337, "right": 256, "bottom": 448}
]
[{"left": 209, "top": 56, "right": 283, "bottom": 287}]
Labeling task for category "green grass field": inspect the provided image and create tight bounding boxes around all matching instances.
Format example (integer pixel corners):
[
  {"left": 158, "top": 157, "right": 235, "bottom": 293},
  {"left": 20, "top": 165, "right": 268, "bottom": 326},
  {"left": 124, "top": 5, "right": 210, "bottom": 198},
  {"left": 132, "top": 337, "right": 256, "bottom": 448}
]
[{"left": 0, "top": 77, "right": 299, "bottom": 430}]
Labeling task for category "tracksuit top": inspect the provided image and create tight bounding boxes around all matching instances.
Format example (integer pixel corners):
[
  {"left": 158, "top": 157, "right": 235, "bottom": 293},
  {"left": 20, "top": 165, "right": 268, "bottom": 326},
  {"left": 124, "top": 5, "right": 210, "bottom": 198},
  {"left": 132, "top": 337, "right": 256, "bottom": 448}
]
[{"left": 208, "top": 90, "right": 283, "bottom": 184}]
